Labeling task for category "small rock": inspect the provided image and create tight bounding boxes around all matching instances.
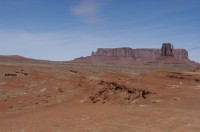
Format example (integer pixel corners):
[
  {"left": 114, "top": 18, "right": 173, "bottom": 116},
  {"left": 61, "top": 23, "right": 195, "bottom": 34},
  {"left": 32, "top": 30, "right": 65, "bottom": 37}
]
[
  {"left": 40, "top": 88, "right": 46, "bottom": 92},
  {"left": 151, "top": 99, "right": 161, "bottom": 103},
  {"left": 57, "top": 87, "right": 64, "bottom": 93},
  {"left": 70, "top": 69, "right": 77, "bottom": 73},
  {"left": 92, "top": 98, "right": 100, "bottom": 103},
  {"left": 139, "top": 104, "right": 145, "bottom": 107},
  {"left": 131, "top": 99, "right": 139, "bottom": 104},
  {"left": 173, "top": 97, "right": 180, "bottom": 101},
  {"left": 5, "top": 73, "right": 17, "bottom": 77},
  {"left": 89, "top": 96, "right": 95, "bottom": 101}
]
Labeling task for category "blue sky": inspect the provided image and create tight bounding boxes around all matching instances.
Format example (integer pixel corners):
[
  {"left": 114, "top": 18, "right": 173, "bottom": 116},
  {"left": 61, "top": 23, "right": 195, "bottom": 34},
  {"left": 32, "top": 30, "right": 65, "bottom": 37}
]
[{"left": 0, "top": 0, "right": 200, "bottom": 62}]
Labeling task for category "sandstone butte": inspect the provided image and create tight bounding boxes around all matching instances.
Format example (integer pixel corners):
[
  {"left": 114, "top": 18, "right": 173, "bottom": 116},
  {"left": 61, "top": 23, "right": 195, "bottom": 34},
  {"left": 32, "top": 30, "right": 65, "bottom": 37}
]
[{"left": 71, "top": 43, "right": 198, "bottom": 67}]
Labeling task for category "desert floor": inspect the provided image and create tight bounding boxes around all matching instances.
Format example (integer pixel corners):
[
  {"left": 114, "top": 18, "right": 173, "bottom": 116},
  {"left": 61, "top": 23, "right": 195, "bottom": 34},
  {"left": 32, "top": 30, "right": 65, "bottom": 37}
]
[{"left": 0, "top": 62, "right": 200, "bottom": 132}]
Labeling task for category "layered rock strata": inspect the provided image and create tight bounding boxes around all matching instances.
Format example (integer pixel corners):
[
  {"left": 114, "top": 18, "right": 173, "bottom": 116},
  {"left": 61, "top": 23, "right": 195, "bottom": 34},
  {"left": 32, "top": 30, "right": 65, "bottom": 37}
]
[
  {"left": 72, "top": 43, "right": 193, "bottom": 66},
  {"left": 92, "top": 43, "right": 188, "bottom": 60}
]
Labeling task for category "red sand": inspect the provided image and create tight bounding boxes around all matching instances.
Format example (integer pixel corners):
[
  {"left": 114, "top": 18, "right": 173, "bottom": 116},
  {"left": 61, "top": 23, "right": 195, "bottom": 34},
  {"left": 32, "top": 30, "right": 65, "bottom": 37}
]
[{"left": 0, "top": 60, "right": 200, "bottom": 131}]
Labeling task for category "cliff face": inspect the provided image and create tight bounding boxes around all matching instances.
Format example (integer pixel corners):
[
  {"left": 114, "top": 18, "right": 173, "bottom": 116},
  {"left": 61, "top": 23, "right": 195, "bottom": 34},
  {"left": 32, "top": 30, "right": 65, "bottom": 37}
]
[
  {"left": 92, "top": 47, "right": 134, "bottom": 58},
  {"left": 161, "top": 43, "right": 174, "bottom": 56},
  {"left": 72, "top": 43, "right": 193, "bottom": 66},
  {"left": 91, "top": 43, "right": 188, "bottom": 60},
  {"left": 173, "top": 49, "right": 188, "bottom": 60},
  {"left": 133, "top": 49, "right": 161, "bottom": 62}
]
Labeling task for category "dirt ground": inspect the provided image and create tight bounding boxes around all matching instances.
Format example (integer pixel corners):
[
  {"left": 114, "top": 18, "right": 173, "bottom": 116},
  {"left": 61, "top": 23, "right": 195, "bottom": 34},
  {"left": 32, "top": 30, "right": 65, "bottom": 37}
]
[{"left": 0, "top": 61, "right": 200, "bottom": 132}]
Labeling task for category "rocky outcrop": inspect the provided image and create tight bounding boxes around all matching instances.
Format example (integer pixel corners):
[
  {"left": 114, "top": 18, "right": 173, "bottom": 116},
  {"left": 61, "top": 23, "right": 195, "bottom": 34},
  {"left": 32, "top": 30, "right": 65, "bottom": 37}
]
[
  {"left": 133, "top": 49, "right": 161, "bottom": 62},
  {"left": 91, "top": 43, "right": 188, "bottom": 60},
  {"left": 173, "top": 49, "right": 188, "bottom": 60},
  {"left": 72, "top": 43, "right": 194, "bottom": 66},
  {"left": 92, "top": 47, "right": 134, "bottom": 58},
  {"left": 161, "top": 43, "right": 174, "bottom": 56}
]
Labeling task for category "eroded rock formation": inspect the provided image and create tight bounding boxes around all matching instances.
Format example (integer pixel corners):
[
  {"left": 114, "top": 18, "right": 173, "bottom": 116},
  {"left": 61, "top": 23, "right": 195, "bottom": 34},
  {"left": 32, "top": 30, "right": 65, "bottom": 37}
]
[
  {"left": 92, "top": 47, "right": 135, "bottom": 58},
  {"left": 91, "top": 43, "right": 188, "bottom": 60},
  {"left": 161, "top": 43, "right": 174, "bottom": 56},
  {"left": 72, "top": 43, "right": 194, "bottom": 66}
]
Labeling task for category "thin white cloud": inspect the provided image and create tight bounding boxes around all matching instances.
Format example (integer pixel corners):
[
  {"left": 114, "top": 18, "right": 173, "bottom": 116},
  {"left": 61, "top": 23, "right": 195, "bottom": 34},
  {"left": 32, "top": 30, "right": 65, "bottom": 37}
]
[{"left": 70, "top": 0, "right": 104, "bottom": 24}]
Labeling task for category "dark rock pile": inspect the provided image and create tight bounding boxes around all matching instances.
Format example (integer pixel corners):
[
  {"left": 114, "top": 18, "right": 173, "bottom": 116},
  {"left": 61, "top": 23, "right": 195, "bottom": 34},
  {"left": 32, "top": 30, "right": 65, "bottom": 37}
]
[{"left": 88, "top": 81, "right": 151, "bottom": 104}]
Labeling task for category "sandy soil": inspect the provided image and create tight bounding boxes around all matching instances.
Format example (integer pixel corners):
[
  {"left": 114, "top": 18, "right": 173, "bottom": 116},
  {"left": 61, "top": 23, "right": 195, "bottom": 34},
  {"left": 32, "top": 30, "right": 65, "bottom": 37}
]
[{"left": 0, "top": 61, "right": 200, "bottom": 132}]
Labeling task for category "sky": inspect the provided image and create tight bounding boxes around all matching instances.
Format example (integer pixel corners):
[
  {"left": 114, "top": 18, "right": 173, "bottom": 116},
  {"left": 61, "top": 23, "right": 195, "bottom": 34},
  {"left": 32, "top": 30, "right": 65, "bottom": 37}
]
[{"left": 0, "top": 0, "right": 200, "bottom": 62}]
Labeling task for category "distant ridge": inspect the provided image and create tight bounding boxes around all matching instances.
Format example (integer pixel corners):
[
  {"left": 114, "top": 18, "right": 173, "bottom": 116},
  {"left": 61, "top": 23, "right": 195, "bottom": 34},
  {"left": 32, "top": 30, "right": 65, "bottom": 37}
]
[{"left": 0, "top": 55, "right": 50, "bottom": 64}]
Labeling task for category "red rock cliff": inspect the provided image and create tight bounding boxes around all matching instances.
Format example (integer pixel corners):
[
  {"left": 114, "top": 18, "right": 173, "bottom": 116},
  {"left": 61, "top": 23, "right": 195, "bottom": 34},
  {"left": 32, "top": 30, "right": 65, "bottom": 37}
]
[
  {"left": 91, "top": 43, "right": 188, "bottom": 60},
  {"left": 72, "top": 43, "right": 191, "bottom": 66},
  {"left": 92, "top": 47, "right": 134, "bottom": 58}
]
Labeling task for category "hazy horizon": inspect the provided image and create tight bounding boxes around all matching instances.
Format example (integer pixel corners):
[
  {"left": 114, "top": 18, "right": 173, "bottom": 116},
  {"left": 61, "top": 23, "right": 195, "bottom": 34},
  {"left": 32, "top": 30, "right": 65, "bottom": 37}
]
[{"left": 0, "top": 0, "right": 200, "bottom": 62}]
